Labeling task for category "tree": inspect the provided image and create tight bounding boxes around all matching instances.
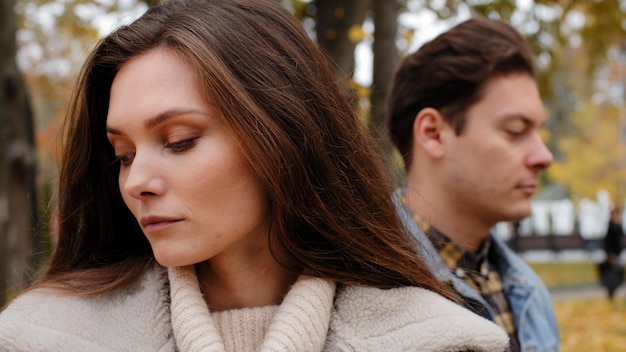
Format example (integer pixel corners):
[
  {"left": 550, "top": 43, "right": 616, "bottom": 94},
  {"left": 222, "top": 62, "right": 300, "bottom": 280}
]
[
  {"left": 548, "top": 100, "right": 626, "bottom": 203},
  {"left": 370, "top": 0, "right": 400, "bottom": 162},
  {"left": 1, "top": 0, "right": 41, "bottom": 306},
  {"left": 310, "top": 0, "right": 402, "bottom": 176},
  {"left": 313, "top": 0, "right": 372, "bottom": 80}
]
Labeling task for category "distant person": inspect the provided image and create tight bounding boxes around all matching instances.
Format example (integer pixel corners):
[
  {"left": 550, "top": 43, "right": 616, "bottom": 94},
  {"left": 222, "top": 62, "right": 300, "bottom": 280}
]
[
  {"left": 604, "top": 206, "right": 624, "bottom": 264},
  {"left": 0, "top": 1, "right": 509, "bottom": 351},
  {"left": 599, "top": 206, "right": 624, "bottom": 299},
  {"left": 386, "top": 17, "right": 559, "bottom": 352}
]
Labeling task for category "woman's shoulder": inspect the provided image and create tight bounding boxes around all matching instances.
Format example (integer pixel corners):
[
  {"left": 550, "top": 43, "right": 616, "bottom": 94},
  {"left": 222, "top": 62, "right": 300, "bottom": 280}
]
[
  {"left": 326, "top": 285, "right": 508, "bottom": 352},
  {"left": 0, "top": 264, "right": 174, "bottom": 352}
]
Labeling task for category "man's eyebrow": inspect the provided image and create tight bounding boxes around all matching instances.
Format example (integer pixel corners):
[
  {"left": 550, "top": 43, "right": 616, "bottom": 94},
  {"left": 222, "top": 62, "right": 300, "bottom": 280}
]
[{"left": 502, "top": 113, "right": 546, "bottom": 127}]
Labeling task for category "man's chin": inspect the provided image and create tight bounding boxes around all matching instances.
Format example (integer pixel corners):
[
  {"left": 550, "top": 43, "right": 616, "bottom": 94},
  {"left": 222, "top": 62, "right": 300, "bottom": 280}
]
[{"left": 498, "top": 205, "right": 532, "bottom": 222}]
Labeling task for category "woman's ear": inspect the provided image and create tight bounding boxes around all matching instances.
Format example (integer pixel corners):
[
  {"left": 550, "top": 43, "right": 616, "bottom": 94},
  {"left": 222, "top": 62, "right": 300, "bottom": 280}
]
[{"left": 412, "top": 107, "right": 447, "bottom": 159}]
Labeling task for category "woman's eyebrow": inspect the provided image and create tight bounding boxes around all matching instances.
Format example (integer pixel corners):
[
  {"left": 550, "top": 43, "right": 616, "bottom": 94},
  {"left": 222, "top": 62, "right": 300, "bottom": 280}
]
[
  {"left": 144, "top": 108, "right": 202, "bottom": 129},
  {"left": 106, "top": 108, "right": 204, "bottom": 134}
]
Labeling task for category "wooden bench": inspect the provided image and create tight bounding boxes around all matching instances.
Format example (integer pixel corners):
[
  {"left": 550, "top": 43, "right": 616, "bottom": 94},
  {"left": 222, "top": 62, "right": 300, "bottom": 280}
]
[{"left": 510, "top": 233, "right": 587, "bottom": 252}]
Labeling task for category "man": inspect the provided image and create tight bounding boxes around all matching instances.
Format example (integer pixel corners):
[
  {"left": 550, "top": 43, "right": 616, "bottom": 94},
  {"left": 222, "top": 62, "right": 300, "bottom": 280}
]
[
  {"left": 386, "top": 17, "right": 559, "bottom": 352},
  {"left": 600, "top": 206, "right": 624, "bottom": 299}
]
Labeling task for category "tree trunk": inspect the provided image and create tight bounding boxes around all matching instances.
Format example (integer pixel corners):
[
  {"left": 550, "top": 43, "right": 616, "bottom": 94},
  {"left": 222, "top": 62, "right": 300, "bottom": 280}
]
[
  {"left": 0, "top": 0, "right": 11, "bottom": 308},
  {"left": 314, "top": 0, "right": 372, "bottom": 80},
  {"left": 0, "top": 0, "right": 40, "bottom": 306},
  {"left": 144, "top": 0, "right": 162, "bottom": 7},
  {"left": 371, "top": 0, "right": 401, "bottom": 178}
]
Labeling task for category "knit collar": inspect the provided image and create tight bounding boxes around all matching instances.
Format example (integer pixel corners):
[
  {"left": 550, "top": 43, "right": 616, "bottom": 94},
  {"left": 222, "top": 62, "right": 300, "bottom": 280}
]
[{"left": 167, "top": 265, "right": 336, "bottom": 352}]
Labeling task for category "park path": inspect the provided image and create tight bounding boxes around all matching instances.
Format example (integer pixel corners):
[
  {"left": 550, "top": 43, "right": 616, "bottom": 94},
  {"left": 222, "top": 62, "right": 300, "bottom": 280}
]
[
  {"left": 520, "top": 249, "right": 625, "bottom": 301},
  {"left": 549, "top": 283, "right": 623, "bottom": 301}
]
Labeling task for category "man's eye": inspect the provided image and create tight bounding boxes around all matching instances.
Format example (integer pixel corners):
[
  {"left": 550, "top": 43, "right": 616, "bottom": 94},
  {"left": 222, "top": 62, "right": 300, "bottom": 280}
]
[{"left": 507, "top": 129, "right": 523, "bottom": 137}]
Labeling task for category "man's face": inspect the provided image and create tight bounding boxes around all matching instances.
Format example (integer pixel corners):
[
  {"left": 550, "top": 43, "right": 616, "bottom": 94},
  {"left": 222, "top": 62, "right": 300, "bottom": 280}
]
[{"left": 442, "top": 73, "right": 553, "bottom": 224}]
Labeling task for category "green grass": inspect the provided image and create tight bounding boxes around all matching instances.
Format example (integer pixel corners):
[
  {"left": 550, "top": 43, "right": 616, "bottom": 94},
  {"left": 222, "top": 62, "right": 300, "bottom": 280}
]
[{"left": 527, "top": 261, "right": 598, "bottom": 288}]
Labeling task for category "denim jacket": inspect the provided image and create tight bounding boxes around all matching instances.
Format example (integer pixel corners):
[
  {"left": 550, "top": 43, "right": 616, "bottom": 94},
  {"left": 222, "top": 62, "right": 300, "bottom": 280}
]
[{"left": 395, "top": 190, "right": 560, "bottom": 352}]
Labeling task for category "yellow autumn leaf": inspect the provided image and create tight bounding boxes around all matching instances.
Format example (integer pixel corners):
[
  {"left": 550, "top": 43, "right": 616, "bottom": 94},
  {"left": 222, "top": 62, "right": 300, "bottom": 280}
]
[{"left": 348, "top": 24, "right": 366, "bottom": 43}]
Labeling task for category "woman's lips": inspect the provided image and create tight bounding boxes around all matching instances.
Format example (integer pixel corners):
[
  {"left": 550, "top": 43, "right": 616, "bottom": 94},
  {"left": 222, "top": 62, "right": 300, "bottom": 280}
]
[{"left": 140, "top": 216, "right": 183, "bottom": 233}]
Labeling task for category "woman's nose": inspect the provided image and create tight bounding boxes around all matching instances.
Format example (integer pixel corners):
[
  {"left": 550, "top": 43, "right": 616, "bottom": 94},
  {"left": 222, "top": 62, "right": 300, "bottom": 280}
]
[{"left": 122, "top": 152, "right": 165, "bottom": 199}]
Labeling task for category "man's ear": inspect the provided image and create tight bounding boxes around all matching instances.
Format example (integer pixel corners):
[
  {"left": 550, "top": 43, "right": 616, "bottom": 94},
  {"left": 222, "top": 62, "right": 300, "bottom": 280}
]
[{"left": 412, "top": 107, "right": 447, "bottom": 159}]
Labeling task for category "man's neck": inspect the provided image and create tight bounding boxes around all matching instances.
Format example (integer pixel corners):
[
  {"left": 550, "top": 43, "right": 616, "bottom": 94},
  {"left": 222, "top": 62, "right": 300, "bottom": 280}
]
[{"left": 403, "top": 186, "right": 492, "bottom": 253}]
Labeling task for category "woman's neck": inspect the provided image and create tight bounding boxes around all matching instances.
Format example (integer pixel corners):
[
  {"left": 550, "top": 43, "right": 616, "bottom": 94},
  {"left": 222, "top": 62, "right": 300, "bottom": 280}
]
[{"left": 195, "top": 254, "right": 298, "bottom": 311}]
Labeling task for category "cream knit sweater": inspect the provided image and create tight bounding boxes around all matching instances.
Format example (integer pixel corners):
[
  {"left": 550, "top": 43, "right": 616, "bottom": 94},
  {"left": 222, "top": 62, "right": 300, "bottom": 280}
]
[
  {"left": 211, "top": 305, "right": 277, "bottom": 351},
  {"left": 168, "top": 266, "right": 335, "bottom": 352},
  {"left": 0, "top": 264, "right": 509, "bottom": 351}
]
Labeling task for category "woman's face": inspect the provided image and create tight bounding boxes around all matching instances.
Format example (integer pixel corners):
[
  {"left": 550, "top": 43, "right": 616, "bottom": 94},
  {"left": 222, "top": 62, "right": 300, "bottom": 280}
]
[{"left": 106, "top": 49, "right": 271, "bottom": 267}]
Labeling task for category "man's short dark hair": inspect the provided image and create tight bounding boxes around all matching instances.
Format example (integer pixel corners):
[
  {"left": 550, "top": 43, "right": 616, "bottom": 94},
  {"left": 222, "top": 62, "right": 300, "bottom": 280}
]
[{"left": 386, "top": 17, "right": 536, "bottom": 168}]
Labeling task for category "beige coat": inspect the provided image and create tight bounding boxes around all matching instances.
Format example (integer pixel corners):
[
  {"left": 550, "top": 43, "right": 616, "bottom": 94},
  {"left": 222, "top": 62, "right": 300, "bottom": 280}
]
[{"left": 0, "top": 265, "right": 507, "bottom": 351}]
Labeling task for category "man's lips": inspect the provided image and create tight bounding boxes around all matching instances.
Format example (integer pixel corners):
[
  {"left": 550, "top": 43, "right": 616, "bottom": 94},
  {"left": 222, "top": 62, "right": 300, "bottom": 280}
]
[{"left": 517, "top": 183, "right": 537, "bottom": 195}]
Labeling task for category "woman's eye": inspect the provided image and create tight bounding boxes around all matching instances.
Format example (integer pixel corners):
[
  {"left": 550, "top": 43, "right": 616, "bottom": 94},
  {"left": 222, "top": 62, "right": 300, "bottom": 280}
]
[
  {"left": 164, "top": 138, "right": 198, "bottom": 152},
  {"left": 112, "top": 154, "right": 135, "bottom": 167}
]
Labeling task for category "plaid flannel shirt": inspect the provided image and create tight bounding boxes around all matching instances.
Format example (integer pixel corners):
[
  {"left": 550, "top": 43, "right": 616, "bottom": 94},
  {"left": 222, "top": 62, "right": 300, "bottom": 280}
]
[{"left": 406, "top": 207, "right": 520, "bottom": 352}]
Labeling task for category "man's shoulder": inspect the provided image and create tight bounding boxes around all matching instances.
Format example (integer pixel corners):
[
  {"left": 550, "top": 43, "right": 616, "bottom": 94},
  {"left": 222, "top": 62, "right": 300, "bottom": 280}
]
[
  {"left": 489, "top": 234, "right": 555, "bottom": 307},
  {"left": 490, "top": 234, "right": 542, "bottom": 277}
]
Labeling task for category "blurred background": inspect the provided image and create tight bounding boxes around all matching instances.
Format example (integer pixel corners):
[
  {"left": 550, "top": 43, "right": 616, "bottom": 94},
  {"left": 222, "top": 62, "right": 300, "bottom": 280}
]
[{"left": 1, "top": 0, "right": 626, "bottom": 350}]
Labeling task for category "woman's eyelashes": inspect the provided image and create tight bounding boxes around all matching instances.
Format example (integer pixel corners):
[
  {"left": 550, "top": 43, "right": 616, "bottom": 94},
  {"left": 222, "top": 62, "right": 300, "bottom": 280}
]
[
  {"left": 111, "top": 153, "right": 134, "bottom": 167},
  {"left": 110, "top": 136, "right": 200, "bottom": 167},
  {"left": 118, "top": 155, "right": 134, "bottom": 166},
  {"left": 164, "top": 137, "right": 199, "bottom": 153}
]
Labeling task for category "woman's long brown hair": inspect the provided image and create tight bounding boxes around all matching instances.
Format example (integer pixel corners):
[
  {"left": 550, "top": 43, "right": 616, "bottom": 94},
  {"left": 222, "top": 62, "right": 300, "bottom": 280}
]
[{"left": 41, "top": 0, "right": 453, "bottom": 299}]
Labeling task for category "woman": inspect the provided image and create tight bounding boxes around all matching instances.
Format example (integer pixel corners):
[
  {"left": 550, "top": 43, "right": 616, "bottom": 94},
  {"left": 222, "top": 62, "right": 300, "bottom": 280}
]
[{"left": 0, "top": 0, "right": 507, "bottom": 350}]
